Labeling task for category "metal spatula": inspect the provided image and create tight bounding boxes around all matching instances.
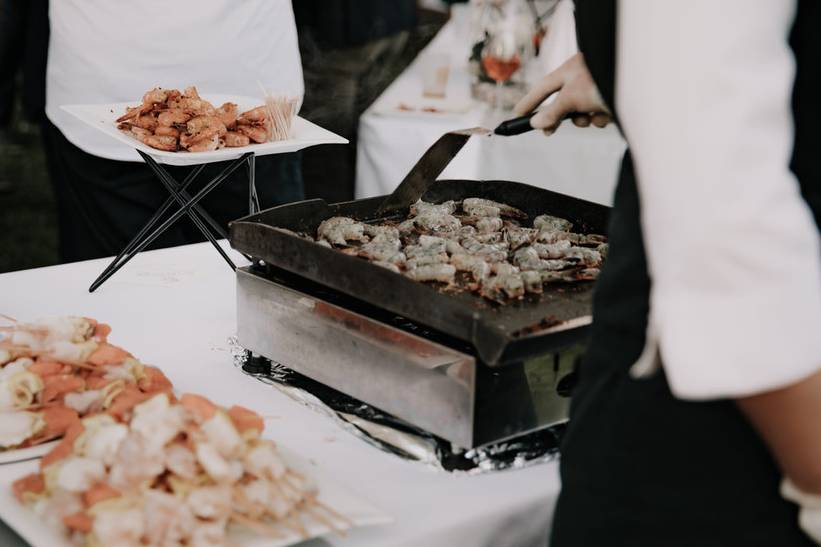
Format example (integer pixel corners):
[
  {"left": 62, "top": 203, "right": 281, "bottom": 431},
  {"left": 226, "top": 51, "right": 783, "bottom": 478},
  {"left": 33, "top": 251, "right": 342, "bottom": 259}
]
[
  {"left": 375, "top": 127, "right": 492, "bottom": 215},
  {"left": 374, "top": 111, "right": 560, "bottom": 215}
]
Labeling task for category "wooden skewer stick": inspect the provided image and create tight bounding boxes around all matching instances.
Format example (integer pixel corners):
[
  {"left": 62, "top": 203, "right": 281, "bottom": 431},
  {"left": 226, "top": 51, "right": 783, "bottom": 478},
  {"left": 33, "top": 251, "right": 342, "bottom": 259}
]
[
  {"left": 304, "top": 503, "right": 347, "bottom": 537},
  {"left": 312, "top": 497, "right": 354, "bottom": 528},
  {"left": 230, "top": 512, "right": 285, "bottom": 538},
  {"left": 286, "top": 511, "right": 309, "bottom": 539}
]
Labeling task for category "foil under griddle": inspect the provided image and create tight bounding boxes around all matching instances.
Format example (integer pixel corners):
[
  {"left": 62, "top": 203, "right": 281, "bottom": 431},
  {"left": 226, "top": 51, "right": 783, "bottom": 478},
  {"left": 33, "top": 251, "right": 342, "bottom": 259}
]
[{"left": 231, "top": 339, "right": 563, "bottom": 474}]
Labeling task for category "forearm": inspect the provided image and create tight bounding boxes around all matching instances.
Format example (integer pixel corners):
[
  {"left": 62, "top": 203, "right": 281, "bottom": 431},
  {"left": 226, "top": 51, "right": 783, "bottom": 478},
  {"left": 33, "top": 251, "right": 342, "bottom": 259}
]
[{"left": 737, "top": 369, "right": 821, "bottom": 494}]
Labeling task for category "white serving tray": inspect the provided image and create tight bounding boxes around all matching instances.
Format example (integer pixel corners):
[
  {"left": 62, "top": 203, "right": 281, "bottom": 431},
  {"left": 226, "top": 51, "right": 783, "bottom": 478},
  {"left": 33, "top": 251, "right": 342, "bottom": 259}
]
[
  {"left": 0, "top": 447, "right": 391, "bottom": 546},
  {"left": 61, "top": 94, "right": 348, "bottom": 167}
]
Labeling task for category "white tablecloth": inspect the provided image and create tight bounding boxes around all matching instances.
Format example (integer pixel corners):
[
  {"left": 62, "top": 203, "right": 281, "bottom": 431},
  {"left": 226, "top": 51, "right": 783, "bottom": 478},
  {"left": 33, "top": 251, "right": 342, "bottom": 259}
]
[
  {"left": 355, "top": 6, "right": 626, "bottom": 206},
  {"left": 0, "top": 242, "right": 560, "bottom": 547}
]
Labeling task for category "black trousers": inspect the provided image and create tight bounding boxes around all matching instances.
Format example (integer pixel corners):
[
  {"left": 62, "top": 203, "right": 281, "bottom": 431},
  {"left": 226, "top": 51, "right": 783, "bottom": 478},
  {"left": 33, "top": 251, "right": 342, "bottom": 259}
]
[{"left": 41, "top": 120, "right": 304, "bottom": 263}]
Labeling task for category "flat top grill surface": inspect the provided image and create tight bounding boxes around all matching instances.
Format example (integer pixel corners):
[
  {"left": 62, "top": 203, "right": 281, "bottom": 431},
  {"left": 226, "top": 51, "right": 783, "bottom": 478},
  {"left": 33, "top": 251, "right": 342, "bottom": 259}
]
[{"left": 230, "top": 180, "right": 609, "bottom": 365}]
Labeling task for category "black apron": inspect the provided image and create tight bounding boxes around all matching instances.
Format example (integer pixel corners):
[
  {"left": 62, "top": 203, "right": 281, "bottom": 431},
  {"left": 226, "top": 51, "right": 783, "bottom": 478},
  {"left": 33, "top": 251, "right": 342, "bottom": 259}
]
[{"left": 551, "top": 2, "right": 820, "bottom": 546}]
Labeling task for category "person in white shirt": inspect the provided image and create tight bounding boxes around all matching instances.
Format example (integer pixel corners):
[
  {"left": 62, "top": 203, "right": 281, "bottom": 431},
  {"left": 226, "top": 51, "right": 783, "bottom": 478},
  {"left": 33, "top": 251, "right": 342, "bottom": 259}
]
[
  {"left": 515, "top": 0, "right": 821, "bottom": 544},
  {"left": 42, "top": 0, "right": 304, "bottom": 262}
]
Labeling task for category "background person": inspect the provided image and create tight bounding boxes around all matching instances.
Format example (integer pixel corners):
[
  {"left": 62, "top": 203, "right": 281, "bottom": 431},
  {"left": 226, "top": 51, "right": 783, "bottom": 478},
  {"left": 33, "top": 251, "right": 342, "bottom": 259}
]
[{"left": 44, "top": 0, "right": 303, "bottom": 262}]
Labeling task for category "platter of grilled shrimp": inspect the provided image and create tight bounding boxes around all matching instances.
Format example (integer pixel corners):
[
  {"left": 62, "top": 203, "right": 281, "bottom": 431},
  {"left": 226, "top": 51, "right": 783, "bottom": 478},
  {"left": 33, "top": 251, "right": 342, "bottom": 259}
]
[
  {"left": 0, "top": 316, "right": 389, "bottom": 546},
  {"left": 293, "top": 197, "right": 608, "bottom": 304},
  {"left": 60, "top": 87, "right": 347, "bottom": 166}
]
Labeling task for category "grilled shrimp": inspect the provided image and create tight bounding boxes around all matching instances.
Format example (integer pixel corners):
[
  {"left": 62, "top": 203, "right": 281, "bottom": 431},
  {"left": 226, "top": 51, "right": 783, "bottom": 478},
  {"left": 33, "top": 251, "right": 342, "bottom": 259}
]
[
  {"left": 317, "top": 217, "right": 367, "bottom": 246},
  {"left": 481, "top": 274, "right": 525, "bottom": 300},
  {"left": 513, "top": 246, "right": 573, "bottom": 271},
  {"left": 462, "top": 198, "right": 527, "bottom": 219},
  {"left": 405, "top": 263, "right": 456, "bottom": 283},
  {"left": 409, "top": 199, "right": 457, "bottom": 217},
  {"left": 532, "top": 240, "right": 572, "bottom": 259},
  {"left": 405, "top": 237, "right": 447, "bottom": 257},
  {"left": 92, "top": 506, "right": 145, "bottom": 547},
  {"left": 513, "top": 246, "right": 540, "bottom": 270},
  {"left": 492, "top": 262, "right": 519, "bottom": 276},
  {"left": 355, "top": 241, "right": 406, "bottom": 264},
  {"left": 0, "top": 411, "right": 41, "bottom": 448},
  {"left": 142, "top": 134, "right": 178, "bottom": 151},
  {"left": 0, "top": 369, "right": 43, "bottom": 410},
  {"left": 132, "top": 114, "right": 159, "bottom": 131},
  {"left": 143, "top": 88, "right": 172, "bottom": 106},
  {"left": 186, "top": 114, "right": 227, "bottom": 136},
  {"left": 363, "top": 224, "right": 400, "bottom": 240},
  {"left": 533, "top": 214, "right": 573, "bottom": 233},
  {"left": 564, "top": 247, "right": 602, "bottom": 267},
  {"left": 223, "top": 131, "right": 250, "bottom": 148},
  {"left": 521, "top": 270, "right": 544, "bottom": 294},
  {"left": 461, "top": 215, "right": 502, "bottom": 233},
  {"left": 237, "top": 123, "right": 270, "bottom": 144},
  {"left": 450, "top": 254, "right": 491, "bottom": 282},
  {"left": 238, "top": 105, "right": 268, "bottom": 124},
  {"left": 406, "top": 252, "right": 449, "bottom": 269},
  {"left": 154, "top": 126, "right": 180, "bottom": 138},
  {"left": 216, "top": 102, "right": 238, "bottom": 129},
  {"left": 504, "top": 227, "right": 537, "bottom": 251},
  {"left": 157, "top": 109, "right": 190, "bottom": 127},
  {"left": 413, "top": 212, "right": 461, "bottom": 233},
  {"left": 185, "top": 133, "right": 220, "bottom": 152}
]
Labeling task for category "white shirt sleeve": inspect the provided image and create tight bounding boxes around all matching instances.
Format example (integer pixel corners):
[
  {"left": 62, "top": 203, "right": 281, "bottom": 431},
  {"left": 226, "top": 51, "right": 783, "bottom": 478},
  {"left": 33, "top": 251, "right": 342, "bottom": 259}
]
[{"left": 616, "top": 0, "right": 821, "bottom": 400}]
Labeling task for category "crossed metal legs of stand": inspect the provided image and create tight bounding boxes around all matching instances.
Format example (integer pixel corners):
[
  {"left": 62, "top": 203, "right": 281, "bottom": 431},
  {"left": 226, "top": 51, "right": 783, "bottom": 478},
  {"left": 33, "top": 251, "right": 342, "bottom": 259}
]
[{"left": 88, "top": 151, "right": 257, "bottom": 292}]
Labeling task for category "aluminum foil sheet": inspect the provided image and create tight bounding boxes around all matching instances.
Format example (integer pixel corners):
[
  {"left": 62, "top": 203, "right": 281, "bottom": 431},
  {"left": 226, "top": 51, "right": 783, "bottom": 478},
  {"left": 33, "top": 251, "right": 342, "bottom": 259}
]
[{"left": 230, "top": 338, "right": 564, "bottom": 474}]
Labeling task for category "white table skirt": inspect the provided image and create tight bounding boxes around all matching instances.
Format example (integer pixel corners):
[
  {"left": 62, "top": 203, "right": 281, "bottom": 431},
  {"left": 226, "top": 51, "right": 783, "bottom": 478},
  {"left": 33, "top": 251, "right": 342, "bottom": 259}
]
[
  {"left": 0, "top": 242, "right": 560, "bottom": 547},
  {"left": 355, "top": 6, "right": 626, "bottom": 206}
]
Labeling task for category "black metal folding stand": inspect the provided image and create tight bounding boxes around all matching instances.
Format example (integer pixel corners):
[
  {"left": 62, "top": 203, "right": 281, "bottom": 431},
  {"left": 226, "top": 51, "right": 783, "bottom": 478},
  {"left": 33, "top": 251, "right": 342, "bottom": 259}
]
[{"left": 88, "top": 151, "right": 258, "bottom": 292}]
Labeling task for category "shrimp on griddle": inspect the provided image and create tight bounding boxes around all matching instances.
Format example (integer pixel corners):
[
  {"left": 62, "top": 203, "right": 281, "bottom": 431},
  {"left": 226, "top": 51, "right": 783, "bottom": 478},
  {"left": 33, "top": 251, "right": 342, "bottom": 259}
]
[
  {"left": 520, "top": 271, "right": 544, "bottom": 294},
  {"left": 461, "top": 216, "right": 504, "bottom": 234},
  {"left": 409, "top": 199, "right": 458, "bottom": 217},
  {"left": 533, "top": 214, "right": 574, "bottom": 233},
  {"left": 462, "top": 198, "right": 527, "bottom": 220},
  {"left": 564, "top": 247, "right": 603, "bottom": 268},
  {"left": 413, "top": 212, "right": 462, "bottom": 233},
  {"left": 532, "top": 240, "right": 572, "bottom": 259},
  {"left": 317, "top": 217, "right": 368, "bottom": 246},
  {"left": 353, "top": 240, "right": 406, "bottom": 265},
  {"left": 504, "top": 227, "right": 537, "bottom": 251},
  {"left": 363, "top": 224, "right": 400, "bottom": 241},
  {"left": 481, "top": 273, "right": 525, "bottom": 301},
  {"left": 450, "top": 254, "right": 491, "bottom": 282},
  {"left": 405, "top": 263, "right": 456, "bottom": 284},
  {"left": 405, "top": 235, "right": 447, "bottom": 257}
]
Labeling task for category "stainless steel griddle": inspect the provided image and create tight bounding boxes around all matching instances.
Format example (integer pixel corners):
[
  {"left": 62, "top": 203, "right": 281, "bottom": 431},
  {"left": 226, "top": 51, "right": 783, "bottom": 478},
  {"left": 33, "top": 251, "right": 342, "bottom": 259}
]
[{"left": 230, "top": 130, "right": 608, "bottom": 447}]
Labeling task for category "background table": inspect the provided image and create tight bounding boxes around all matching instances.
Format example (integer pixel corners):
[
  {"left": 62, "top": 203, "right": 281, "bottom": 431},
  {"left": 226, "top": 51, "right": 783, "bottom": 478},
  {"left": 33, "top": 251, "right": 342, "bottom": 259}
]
[
  {"left": 0, "top": 241, "right": 560, "bottom": 547},
  {"left": 355, "top": 4, "right": 626, "bottom": 206}
]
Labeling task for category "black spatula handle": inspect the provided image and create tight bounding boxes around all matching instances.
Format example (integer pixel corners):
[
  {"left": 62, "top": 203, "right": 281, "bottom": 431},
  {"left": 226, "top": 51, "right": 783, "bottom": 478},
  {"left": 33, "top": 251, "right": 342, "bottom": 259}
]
[{"left": 494, "top": 110, "right": 584, "bottom": 136}]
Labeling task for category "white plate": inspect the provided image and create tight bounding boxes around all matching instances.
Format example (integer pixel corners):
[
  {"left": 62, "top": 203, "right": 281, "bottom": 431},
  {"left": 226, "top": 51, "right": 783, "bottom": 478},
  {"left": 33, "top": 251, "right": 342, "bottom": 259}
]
[
  {"left": 0, "top": 448, "right": 391, "bottom": 547},
  {"left": 0, "top": 442, "right": 57, "bottom": 466},
  {"left": 61, "top": 94, "right": 348, "bottom": 167}
]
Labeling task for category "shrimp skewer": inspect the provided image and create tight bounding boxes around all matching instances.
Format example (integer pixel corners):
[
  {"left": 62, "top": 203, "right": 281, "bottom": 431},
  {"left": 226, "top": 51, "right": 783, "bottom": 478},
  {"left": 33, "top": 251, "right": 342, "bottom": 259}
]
[{"left": 13, "top": 392, "right": 347, "bottom": 545}]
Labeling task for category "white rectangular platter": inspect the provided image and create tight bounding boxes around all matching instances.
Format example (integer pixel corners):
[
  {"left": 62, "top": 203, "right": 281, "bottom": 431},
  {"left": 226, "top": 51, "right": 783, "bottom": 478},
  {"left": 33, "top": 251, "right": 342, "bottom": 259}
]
[{"left": 62, "top": 94, "right": 348, "bottom": 167}]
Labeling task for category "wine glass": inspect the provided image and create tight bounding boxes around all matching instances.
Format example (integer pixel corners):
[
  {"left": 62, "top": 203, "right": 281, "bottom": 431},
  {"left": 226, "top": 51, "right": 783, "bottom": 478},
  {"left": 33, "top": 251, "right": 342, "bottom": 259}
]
[{"left": 481, "top": 14, "right": 529, "bottom": 110}]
